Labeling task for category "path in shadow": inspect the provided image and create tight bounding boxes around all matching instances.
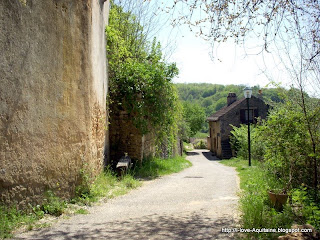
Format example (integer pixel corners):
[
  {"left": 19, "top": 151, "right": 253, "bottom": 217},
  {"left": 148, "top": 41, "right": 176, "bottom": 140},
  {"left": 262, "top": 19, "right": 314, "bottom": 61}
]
[
  {"left": 15, "top": 212, "right": 237, "bottom": 240},
  {"left": 186, "top": 151, "right": 200, "bottom": 156},
  {"left": 201, "top": 151, "right": 221, "bottom": 161}
]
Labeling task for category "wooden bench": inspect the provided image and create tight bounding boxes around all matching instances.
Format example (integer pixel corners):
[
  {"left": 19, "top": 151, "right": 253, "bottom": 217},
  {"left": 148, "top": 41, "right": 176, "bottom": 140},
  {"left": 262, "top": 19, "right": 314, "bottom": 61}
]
[{"left": 116, "top": 155, "right": 132, "bottom": 177}]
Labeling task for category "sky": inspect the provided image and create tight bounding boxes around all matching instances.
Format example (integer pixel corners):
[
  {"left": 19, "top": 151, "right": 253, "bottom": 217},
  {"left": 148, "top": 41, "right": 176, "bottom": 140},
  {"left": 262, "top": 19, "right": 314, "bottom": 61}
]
[
  {"left": 123, "top": 0, "right": 318, "bottom": 96},
  {"left": 153, "top": 1, "right": 289, "bottom": 90},
  {"left": 167, "top": 30, "right": 271, "bottom": 88}
]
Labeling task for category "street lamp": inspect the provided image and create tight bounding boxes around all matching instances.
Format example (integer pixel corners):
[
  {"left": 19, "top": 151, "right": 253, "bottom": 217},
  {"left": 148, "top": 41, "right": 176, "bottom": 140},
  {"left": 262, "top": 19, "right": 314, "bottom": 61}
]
[{"left": 243, "top": 87, "right": 252, "bottom": 166}]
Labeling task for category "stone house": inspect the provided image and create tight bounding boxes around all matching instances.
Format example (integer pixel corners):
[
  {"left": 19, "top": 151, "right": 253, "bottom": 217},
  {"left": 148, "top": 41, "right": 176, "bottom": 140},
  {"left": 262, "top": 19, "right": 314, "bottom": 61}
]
[{"left": 207, "top": 92, "right": 269, "bottom": 159}]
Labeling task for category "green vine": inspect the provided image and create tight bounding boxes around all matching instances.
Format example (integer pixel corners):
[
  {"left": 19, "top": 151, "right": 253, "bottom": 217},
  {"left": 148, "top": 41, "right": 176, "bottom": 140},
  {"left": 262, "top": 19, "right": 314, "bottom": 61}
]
[{"left": 106, "top": 2, "right": 181, "bottom": 156}]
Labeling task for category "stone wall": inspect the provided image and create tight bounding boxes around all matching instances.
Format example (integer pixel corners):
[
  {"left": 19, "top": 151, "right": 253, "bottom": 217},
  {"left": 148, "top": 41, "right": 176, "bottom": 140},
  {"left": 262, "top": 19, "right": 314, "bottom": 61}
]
[
  {"left": 109, "top": 111, "right": 155, "bottom": 165},
  {"left": 0, "top": 0, "right": 109, "bottom": 206}
]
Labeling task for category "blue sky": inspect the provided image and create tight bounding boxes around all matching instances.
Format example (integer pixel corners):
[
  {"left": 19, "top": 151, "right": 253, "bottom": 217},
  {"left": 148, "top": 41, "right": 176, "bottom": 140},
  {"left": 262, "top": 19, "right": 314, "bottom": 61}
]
[{"left": 153, "top": 1, "right": 289, "bottom": 89}]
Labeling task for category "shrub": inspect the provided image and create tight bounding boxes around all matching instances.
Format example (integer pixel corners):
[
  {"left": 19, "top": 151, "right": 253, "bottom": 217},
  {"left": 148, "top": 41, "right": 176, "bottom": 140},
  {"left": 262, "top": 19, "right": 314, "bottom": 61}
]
[
  {"left": 41, "top": 190, "right": 67, "bottom": 216},
  {"left": 230, "top": 123, "right": 265, "bottom": 161},
  {"left": 193, "top": 140, "right": 207, "bottom": 149},
  {"left": 291, "top": 186, "right": 320, "bottom": 231}
]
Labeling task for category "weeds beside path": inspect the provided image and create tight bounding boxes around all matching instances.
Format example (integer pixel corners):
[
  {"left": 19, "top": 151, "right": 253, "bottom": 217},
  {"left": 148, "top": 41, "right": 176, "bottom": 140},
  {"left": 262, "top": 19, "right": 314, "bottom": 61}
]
[{"left": 221, "top": 158, "right": 320, "bottom": 239}]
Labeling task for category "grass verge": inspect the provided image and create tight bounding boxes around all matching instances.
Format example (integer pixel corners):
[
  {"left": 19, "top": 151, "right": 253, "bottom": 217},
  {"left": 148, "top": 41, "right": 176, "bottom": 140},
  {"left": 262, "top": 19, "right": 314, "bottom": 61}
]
[
  {"left": 220, "top": 158, "right": 294, "bottom": 239},
  {"left": 0, "top": 206, "right": 43, "bottom": 239},
  {"left": 194, "top": 132, "right": 208, "bottom": 139},
  {"left": 0, "top": 155, "right": 191, "bottom": 239},
  {"left": 134, "top": 155, "right": 192, "bottom": 179}
]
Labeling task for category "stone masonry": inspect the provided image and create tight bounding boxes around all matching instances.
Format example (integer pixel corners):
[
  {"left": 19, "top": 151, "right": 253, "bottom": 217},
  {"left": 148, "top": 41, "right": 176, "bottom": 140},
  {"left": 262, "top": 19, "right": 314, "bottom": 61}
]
[{"left": 0, "top": 0, "right": 109, "bottom": 206}]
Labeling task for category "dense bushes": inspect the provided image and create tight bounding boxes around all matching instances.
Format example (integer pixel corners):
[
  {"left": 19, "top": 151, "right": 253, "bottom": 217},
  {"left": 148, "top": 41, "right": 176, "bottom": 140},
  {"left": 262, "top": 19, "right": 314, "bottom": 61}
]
[
  {"left": 107, "top": 2, "right": 181, "bottom": 156},
  {"left": 230, "top": 91, "right": 320, "bottom": 233},
  {"left": 231, "top": 97, "right": 320, "bottom": 192}
]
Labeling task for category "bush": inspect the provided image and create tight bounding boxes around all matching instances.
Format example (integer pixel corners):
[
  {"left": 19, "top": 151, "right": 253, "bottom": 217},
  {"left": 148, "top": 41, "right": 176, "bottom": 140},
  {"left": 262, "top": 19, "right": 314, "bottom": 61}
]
[
  {"left": 221, "top": 158, "right": 295, "bottom": 239},
  {"left": 193, "top": 140, "right": 207, "bottom": 149},
  {"left": 291, "top": 187, "right": 320, "bottom": 231},
  {"left": 230, "top": 123, "right": 265, "bottom": 161},
  {"left": 262, "top": 100, "right": 320, "bottom": 191},
  {"left": 41, "top": 190, "right": 67, "bottom": 216}
]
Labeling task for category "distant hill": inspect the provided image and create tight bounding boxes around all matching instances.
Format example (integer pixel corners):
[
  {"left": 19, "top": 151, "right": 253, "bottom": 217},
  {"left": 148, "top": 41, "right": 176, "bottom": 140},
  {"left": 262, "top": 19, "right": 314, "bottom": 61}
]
[{"left": 175, "top": 83, "right": 284, "bottom": 133}]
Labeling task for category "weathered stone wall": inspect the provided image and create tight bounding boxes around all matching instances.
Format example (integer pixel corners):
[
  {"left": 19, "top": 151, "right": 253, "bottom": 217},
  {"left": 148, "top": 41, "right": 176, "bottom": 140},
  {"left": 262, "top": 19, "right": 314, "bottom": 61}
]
[
  {"left": 109, "top": 111, "right": 156, "bottom": 164},
  {"left": 0, "top": 0, "right": 109, "bottom": 206},
  {"left": 142, "top": 132, "right": 156, "bottom": 159}
]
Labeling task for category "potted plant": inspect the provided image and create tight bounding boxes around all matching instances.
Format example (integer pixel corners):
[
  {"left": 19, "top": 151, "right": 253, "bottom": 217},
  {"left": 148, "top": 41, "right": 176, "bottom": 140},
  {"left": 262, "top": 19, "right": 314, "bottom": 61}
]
[
  {"left": 268, "top": 176, "right": 291, "bottom": 210},
  {"left": 268, "top": 189, "right": 288, "bottom": 210}
]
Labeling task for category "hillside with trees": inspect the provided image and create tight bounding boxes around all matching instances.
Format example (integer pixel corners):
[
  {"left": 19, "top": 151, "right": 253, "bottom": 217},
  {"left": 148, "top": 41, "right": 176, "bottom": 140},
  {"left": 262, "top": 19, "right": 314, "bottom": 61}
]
[{"left": 175, "top": 83, "right": 283, "bottom": 134}]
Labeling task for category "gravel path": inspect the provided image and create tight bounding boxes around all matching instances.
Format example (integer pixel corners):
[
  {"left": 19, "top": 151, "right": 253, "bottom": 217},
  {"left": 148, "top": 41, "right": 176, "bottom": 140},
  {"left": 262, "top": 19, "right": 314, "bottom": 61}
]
[{"left": 14, "top": 150, "right": 240, "bottom": 240}]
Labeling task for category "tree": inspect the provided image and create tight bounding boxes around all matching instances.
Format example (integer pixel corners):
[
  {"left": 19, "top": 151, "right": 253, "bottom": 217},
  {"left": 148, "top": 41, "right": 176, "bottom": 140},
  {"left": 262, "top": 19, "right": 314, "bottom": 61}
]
[
  {"left": 107, "top": 1, "right": 180, "bottom": 157},
  {"left": 182, "top": 102, "right": 206, "bottom": 137}
]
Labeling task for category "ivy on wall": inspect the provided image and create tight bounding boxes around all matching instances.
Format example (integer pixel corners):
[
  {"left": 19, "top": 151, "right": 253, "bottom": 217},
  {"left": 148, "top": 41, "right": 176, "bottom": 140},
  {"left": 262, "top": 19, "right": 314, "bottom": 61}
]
[{"left": 106, "top": 1, "right": 181, "bottom": 156}]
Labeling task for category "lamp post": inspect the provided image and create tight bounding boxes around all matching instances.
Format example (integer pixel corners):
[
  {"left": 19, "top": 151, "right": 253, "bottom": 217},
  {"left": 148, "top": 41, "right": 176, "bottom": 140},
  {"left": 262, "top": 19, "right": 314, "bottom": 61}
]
[{"left": 243, "top": 87, "right": 252, "bottom": 166}]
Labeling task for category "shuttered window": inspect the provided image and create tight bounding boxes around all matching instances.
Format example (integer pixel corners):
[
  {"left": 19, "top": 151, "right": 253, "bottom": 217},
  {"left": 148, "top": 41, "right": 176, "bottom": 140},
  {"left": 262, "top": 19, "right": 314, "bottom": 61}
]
[{"left": 240, "top": 109, "right": 258, "bottom": 123}]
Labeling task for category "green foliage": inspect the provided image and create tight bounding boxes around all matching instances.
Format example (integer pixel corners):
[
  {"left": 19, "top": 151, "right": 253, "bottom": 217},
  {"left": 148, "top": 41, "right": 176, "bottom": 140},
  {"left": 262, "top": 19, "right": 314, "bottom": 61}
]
[
  {"left": 107, "top": 2, "right": 181, "bottom": 158},
  {"left": 107, "top": 2, "right": 180, "bottom": 136},
  {"left": 230, "top": 123, "right": 265, "bottom": 162},
  {"left": 182, "top": 102, "right": 206, "bottom": 138},
  {"left": 193, "top": 140, "right": 206, "bottom": 149},
  {"left": 73, "top": 169, "right": 141, "bottom": 205},
  {"left": 0, "top": 205, "right": 42, "bottom": 239},
  {"left": 75, "top": 208, "right": 89, "bottom": 215},
  {"left": 41, "top": 190, "right": 67, "bottom": 216},
  {"left": 183, "top": 142, "right": 193, "bottom": 153},
  {"left": 262, "top": 98, "right": 320, "bottom": 190},
  {"left": 193, "top": 131, "right": 208, "bottom": 139},
  {"left": 134, "top": 155, "right": 192, "bottom": 179},
  {"left": 221, "top": 158, "right": 295, "bottom": 239},
  {"left": 291, "top": 187, "right": 320, "bottom": 230}
]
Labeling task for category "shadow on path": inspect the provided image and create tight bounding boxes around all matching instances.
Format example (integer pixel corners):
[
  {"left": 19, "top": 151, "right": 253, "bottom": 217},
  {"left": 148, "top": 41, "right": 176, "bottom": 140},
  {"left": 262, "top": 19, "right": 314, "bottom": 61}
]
[
  {"left": 201, "top": 151, "right": 220, "bottom": 161},
  {"left": 15, "top": 213, "right": 237, "bottom": 240},
  {"left": 186, "top": 151, "right": 200, "bottom": 156}
]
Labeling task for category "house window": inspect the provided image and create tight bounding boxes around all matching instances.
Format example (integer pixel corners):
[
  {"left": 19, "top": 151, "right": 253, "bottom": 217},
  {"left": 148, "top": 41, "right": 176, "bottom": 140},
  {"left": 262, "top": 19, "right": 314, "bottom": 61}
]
[
  {"left": 240, "top": 109, "right": 257, "bottom": 124},
  {"left": 245, "top": 109, "right": 254, "bottom": 122}
]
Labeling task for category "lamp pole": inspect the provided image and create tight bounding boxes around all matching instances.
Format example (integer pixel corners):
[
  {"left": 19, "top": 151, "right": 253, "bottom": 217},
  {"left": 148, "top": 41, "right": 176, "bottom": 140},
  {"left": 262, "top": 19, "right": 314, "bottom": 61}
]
[
  {"left": 244, "top": 87, "right": 252, "bottom": 167},
  {"left": 246, "top": 97, "right": 251, "bottom": 167}
]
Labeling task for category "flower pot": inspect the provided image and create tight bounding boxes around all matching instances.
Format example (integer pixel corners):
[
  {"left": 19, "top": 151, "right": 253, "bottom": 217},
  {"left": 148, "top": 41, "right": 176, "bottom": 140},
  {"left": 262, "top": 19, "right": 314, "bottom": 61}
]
[{"left": 268, "top": 191, "right": 288, "bottom": 210}]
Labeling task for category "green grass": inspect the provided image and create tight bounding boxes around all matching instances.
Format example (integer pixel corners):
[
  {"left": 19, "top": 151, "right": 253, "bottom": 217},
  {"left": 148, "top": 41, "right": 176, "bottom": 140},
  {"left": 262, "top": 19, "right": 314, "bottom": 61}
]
[
  {"left": 0, "top": 205, "right": 43, "bottom": 239},
  {"left": 75, "top": 208, "right": 89, "bottom": 215},
  {"left": 220, "top": 158, "right": 294, "bottom": 239},
  {"left": 1, "top": 155, "right": 191, "bottom": 239},
  {"left": 72, "top": 169, "right": 141, "bottom": 205},
  {"left": 194, "top": 132, "right": 208, "bottom": 139},
  {"left": 183, "top": 142, "right": 193, "bottom": 152},
  {"left": 134, "top": 155, "right": 192, "bottom": 179}
]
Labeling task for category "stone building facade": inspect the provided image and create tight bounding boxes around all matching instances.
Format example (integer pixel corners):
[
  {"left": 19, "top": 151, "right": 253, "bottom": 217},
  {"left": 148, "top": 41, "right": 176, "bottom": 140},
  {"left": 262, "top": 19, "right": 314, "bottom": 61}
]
[
  {"left": 0, "top": 0, "right": 109, "bottom": 206},
  {"left": 207, "top": 93, "right": 269, "bottom": 159}
]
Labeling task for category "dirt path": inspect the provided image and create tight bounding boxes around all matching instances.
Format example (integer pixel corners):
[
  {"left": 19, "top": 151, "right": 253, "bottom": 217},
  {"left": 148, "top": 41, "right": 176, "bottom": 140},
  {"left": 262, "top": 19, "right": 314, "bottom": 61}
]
[{"left": 14, "top": 150, "right": 240, "bottom": 240}]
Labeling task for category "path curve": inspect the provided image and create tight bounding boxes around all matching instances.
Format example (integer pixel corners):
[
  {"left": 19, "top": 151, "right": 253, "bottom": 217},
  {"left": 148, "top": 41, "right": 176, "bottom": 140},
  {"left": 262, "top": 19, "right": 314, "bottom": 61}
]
[{"left": 14, "top": 150, "right": 240, "bottom": 240}]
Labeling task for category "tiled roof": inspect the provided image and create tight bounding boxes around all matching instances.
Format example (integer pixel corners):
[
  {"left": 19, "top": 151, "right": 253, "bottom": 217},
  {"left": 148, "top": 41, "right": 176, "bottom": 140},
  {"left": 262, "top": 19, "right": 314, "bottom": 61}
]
[{"left": 206, "top": 97, "right": 248, "bottom": 122}]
